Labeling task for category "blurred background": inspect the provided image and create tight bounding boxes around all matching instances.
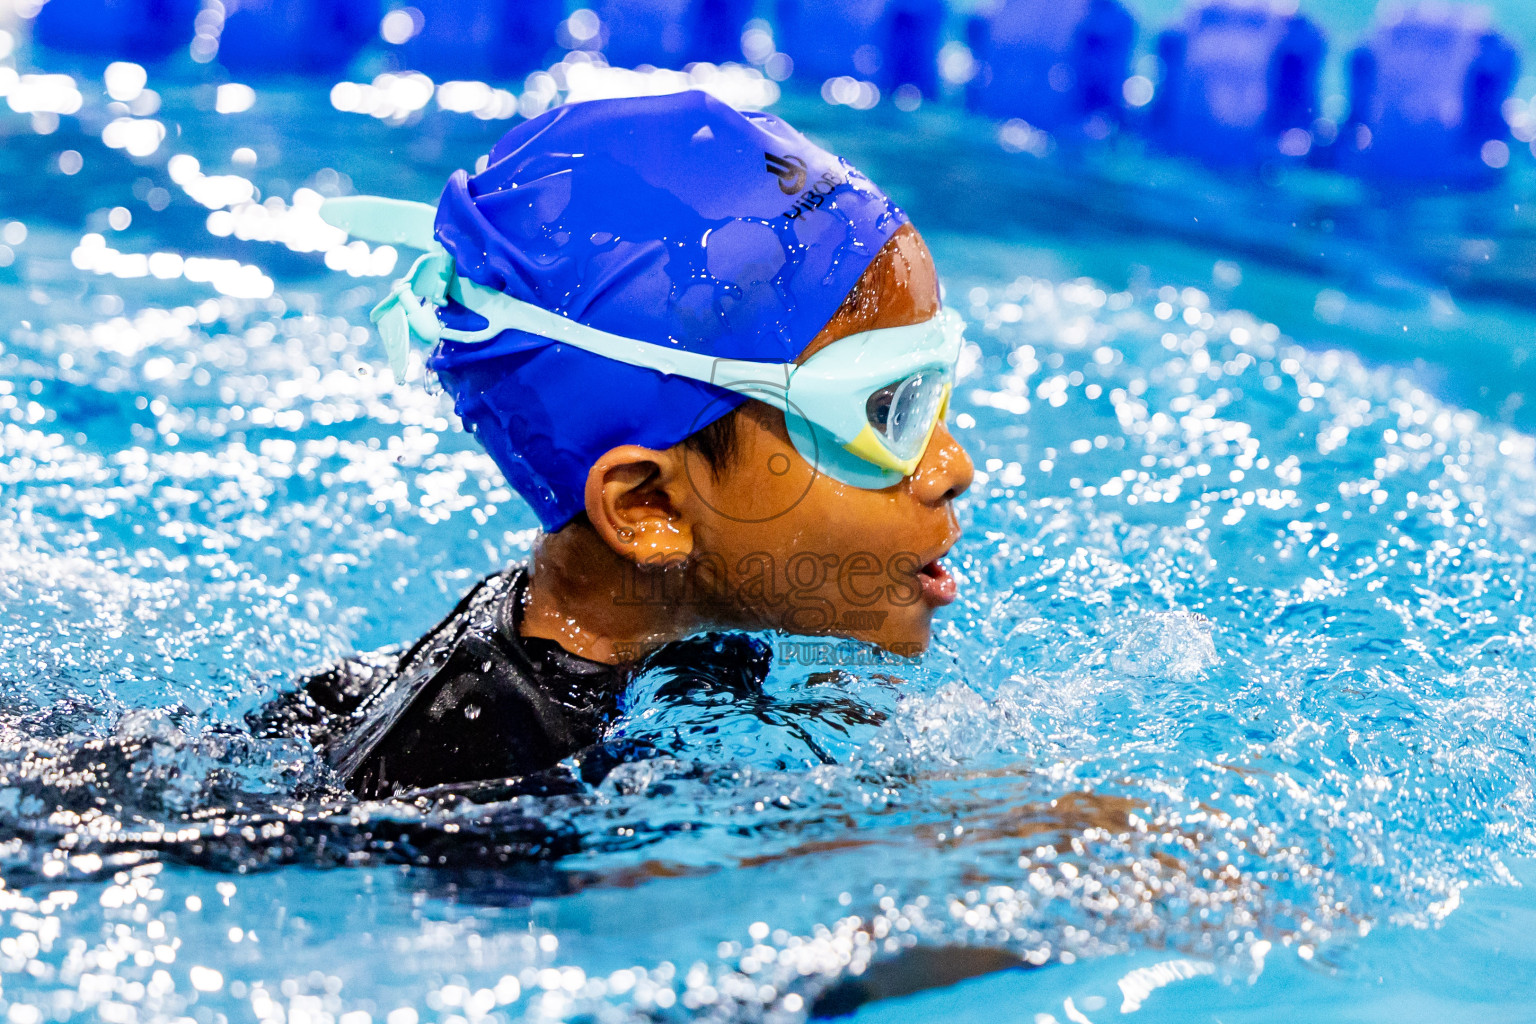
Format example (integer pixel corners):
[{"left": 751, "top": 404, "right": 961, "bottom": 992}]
[{"left": 3, "top": 0, "right": 1536, "bottom": 429}]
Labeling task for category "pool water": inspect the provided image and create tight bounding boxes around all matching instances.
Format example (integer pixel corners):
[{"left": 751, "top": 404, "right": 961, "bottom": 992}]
[{"left": 5, "top": 41, "right": 1536, "bottom": 1024}]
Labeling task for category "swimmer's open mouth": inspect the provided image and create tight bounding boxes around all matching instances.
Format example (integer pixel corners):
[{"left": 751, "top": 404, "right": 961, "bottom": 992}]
[{"left": 917, "top": 556, "right": 957, "bottom": 606}]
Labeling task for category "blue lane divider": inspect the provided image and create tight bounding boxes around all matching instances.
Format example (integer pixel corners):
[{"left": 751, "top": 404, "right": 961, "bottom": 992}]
[
  {"left": 18, "top": 0, "right": 1531, "bottom": 190},
  {"left": 1340, "top": 5, "right": 1520, "bottom": 188},
  {"left": 1149, "top": 1, "right": 1326, "bottom": 167},
  {"left": 218, "top": 0, "right": 378, "bottom": 76},
  {"left": 773, "top": 0, "right": 947, "bottom": 97},
  {"left": 31, "top": 0, "right": 196, "bottom": 62},
  {"left": 965, "top": 0, "right": 1136, "bottom": 136},
  {"left": 596, "top": 0, "right": 756, "bottom": 68},
  {"left": 392, "top": 0, "right": 564, "bottom": 80}
]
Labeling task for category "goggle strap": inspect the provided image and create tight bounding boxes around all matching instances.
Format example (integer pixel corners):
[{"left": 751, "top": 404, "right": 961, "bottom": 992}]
[
  {"left": 321, "top": 196, "right": 439, "bottom": 250},
  {"left": 370, "top": 254, "right": 803, "bottom": 411},
  {"left": 362, "top": 232, "right": 948, "bottom": 479},
  {"left": 443, "top": 275, "right": 794, "bottom": 407},
  {"left": 703, "top": 359, "right": 793, "bottom": 412}
]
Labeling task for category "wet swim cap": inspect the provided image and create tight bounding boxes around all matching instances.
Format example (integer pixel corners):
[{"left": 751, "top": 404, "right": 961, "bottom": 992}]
[{"left": 425, "top": 90, "right": 908, "bottom": 530}]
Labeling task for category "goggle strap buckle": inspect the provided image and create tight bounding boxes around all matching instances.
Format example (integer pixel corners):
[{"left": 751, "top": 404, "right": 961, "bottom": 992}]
[
  {"left": 706, "top": 359, "right": 793, "bottom": 413},
  {"left": 368, "top": 248, "right": 456, "bottom": 381}
]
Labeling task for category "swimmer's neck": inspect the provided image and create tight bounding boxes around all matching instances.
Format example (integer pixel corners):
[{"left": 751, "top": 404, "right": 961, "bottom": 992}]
[{"left": 520, "top": 523, "right": 718, "bottom": 665}]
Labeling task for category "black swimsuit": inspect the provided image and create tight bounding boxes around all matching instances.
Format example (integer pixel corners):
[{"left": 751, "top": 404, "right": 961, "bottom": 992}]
[{"left": 253, "top": 566, "right": 769, "bottom": 799}]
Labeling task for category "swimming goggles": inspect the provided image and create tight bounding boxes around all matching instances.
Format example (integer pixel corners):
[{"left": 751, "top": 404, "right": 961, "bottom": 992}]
[{"left": 322, "top": 196, "right": 963, "bottom": 490}]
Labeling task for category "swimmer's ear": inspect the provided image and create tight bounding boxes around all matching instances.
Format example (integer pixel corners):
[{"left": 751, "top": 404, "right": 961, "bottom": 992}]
[{"left": 584, "top": 446, "right": 695, "bottom": 568}]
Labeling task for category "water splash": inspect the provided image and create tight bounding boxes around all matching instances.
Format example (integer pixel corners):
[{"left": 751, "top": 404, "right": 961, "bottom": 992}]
[{"left": 3, "top": 92, "right": 1536, "bottom": 1024}]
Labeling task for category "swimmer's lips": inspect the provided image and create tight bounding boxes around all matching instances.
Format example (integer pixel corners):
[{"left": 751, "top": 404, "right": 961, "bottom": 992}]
[{"left": 917, "top": 554, "right": 958, "bottom": 606}]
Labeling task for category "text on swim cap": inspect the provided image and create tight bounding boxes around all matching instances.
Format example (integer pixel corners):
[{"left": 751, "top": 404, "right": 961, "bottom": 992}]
[
  {"left": 765, "top": 152, "right": 808, "bottom": 193},
  {"left": 779, "top": 167, "right": 852, "bottom": 220}
]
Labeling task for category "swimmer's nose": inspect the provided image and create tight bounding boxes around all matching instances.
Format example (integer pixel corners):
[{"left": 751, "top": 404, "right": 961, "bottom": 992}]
[{"left": 909, "top": 424, "right": 974, "bottom": 507}]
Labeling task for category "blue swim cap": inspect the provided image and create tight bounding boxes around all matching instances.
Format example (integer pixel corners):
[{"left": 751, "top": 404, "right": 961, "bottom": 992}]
[{"left": 425, "top": 91, "right": 908, "bottom": 530}]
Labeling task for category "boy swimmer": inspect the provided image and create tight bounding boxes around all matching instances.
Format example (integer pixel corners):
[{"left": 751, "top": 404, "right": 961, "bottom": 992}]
[{"left": 257, "top": 92, "right": 974, "bottom": 797}]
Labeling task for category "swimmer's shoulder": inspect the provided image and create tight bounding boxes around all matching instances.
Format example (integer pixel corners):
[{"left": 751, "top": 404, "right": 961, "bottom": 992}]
[
  {"left": 248, "top": 567, "right": 522, "bottom": 748},
  {"left": 255, "top": 568, "right": 778, "bottom": 799},
  {"left": 264, "top": 565, "right": 639, "bottom": 797}
]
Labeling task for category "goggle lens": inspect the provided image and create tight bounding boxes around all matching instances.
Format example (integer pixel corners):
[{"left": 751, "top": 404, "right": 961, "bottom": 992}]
[{"left": 866, "top": 368, "right": 948, "bottom": 463}]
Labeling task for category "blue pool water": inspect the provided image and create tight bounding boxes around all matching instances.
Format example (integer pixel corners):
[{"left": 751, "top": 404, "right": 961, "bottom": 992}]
[{"left": 6, "top": 17, "right": 1536, "bottom": 1024}]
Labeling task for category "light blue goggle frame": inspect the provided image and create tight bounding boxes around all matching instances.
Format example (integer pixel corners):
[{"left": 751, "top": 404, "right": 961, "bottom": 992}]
[{"left": 322, "top": 196, "right": 964, "bottom": 489}]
